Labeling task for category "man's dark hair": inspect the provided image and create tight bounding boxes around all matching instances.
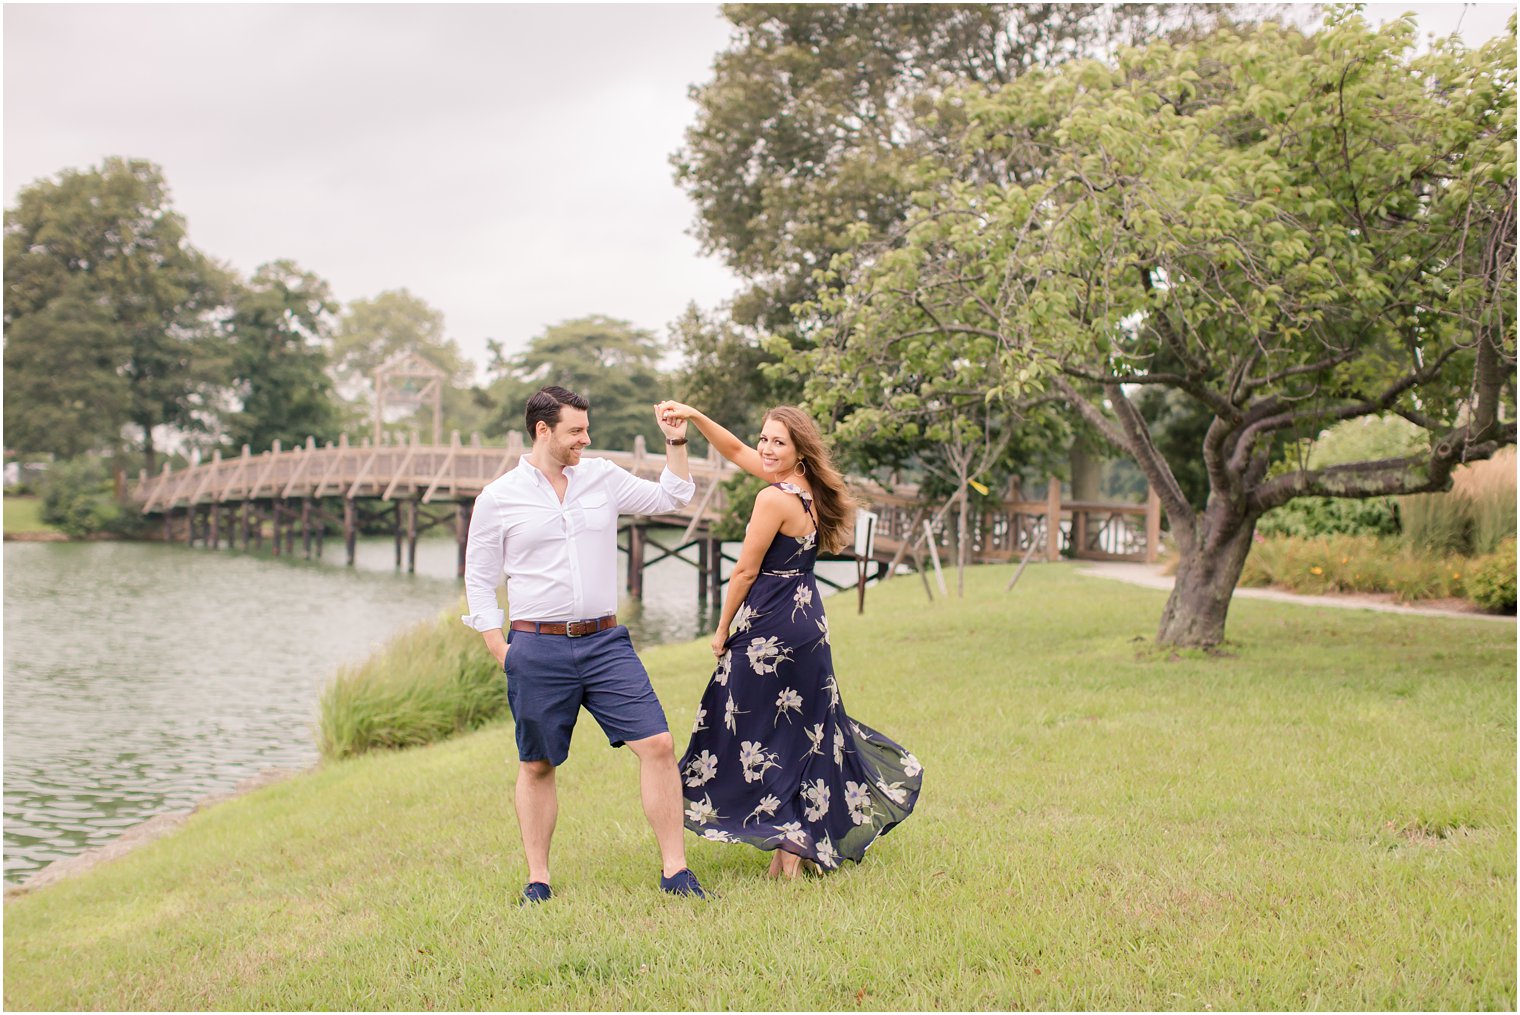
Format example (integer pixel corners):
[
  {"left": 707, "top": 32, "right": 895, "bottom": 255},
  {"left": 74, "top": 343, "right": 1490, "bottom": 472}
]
[{"left": 525, "top": 385, "right": 590, "bottom": 440}]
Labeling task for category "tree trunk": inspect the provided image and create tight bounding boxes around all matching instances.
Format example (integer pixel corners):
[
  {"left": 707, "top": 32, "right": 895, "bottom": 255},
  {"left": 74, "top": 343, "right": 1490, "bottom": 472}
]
[
  {"left": 956, "top": 485, "right": 969, "bottom": 597},
  {"left": 1069, "top": 436, "right": 1103, "bottom": 502},
  {"left": 1156, "top": 515, "right": 1258, "bottom": 648}
]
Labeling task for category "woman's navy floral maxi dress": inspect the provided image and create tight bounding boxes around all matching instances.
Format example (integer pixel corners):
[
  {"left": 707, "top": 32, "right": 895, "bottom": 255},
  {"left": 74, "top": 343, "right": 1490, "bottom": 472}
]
[{"left": 678, "top": 483, "right": 922, "bottom": 870}]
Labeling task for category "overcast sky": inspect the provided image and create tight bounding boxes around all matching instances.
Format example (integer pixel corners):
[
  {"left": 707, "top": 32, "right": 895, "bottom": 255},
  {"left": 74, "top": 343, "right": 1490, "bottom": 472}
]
[{"left": 5, "top": 3, "right": 1514, "bottom": 382}]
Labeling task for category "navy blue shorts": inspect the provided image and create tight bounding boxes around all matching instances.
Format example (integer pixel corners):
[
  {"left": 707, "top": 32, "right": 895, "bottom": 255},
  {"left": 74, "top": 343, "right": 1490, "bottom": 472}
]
[{"left": 503, "top": 625, "right": 668, "bottom": 766}]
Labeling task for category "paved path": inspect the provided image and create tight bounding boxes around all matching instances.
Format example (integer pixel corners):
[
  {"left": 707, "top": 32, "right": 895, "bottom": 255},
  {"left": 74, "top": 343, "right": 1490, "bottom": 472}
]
[{"left": 1075, "top": 561, "right": 1516, "bottom": 623}]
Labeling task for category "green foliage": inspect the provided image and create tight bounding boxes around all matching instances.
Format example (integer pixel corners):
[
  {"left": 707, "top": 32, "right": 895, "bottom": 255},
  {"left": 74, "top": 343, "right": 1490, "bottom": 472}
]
[
  {"left": 37, "top": 458, "right": 143, "bottom": 538},
  {"left": 667, "top": 303, "right": 784, "bottom": 445},
  {"left": 3, "top": 158, "right": 228, "bottom": 469},
  {"left": 1259, "top": 496, "right": 1400, "bottom": 539},
  {"left": 317, "top": 607, "right": 506, "bottom": 760},
  {"left": 804, "top": 11, "right": 1517, "bottom": 644},
  {"left": 1261, "top": 415, "right": 1426, "bottom": 537},
  {"left": 485, "top": 316, "right": 669, "bottom": 451},
  {"left": 1466, "top": 538, "right": 1517, "bottom": 613},
  {"left": 711, "top": 470, "right": 768, "bottom": 542},
  {"left": 224, "top": 261, "right": 342, "bottom": 452},
  {"left": 1238, "top": 534, "right": 1472, "bottom": 603}
]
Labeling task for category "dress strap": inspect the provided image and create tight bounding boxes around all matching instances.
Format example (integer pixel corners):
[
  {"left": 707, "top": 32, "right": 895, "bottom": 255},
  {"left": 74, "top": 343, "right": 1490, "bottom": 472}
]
[{"left": 771, "top": 482, "right": 817, "bottom": 533}]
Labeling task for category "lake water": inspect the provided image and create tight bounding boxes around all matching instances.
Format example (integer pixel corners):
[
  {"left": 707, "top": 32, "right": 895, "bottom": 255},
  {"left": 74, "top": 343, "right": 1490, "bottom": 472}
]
[{"left": 2, "top": 532, "right": 858, "bottom": 883}]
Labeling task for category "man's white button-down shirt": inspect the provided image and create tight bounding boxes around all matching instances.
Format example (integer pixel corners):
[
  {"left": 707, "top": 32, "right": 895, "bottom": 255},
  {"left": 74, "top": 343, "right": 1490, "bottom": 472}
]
[{"left": 460, "top": 455, "right": 696, "bottom": 631}]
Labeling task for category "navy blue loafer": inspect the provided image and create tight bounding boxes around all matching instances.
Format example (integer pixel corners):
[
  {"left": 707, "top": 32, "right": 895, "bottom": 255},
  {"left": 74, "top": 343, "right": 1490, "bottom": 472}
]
[
  {"left": 519, "top": 881, "right": 553, "bottom": 906},
  {"left": 659, "top": 868, "right": 707, "bottom": 898}
]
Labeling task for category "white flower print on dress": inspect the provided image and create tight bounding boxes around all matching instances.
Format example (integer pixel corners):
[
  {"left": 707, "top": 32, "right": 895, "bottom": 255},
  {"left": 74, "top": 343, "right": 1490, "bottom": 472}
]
[
  {"left": 733, "top": 602, "right": 760, "bottom": 634},
  {"left": 682, "top": 750, "right": 718, "bottom": 787},
  {"left": 790, "top": 581, "right": 813, "bottom": 621},
  {"left": 805, "top": 722, "right": 826, "bottom": 757},
  {"left": 875, "top": 776, "right": 910, "bottom": 805},
  {"left": 724, "top": 693, "right": 747, "bottom": 733},
  {"left": 713, "top": 650, "right": 732, "bottom": 687},
  {"left": 814, "top": 835, "right": 840, "bottom": 869},
  {"left": 774, "top": 687, "right": 803, "bottom": 725},
  {"left": 685, "top": 794, "right": 723, "bottom": 825},
  {"left": 845, "top": 780, "right": 876, "bottom": 826},
  {"left": 902, "top": 752, "right": 922, "bottom": 778},
  {"left": 743, "top": 793, "right": 781, "bottom": 826},
  {"left": 823, "top": 675, "right": 840, "bottom": 710},
  {"left": 801, "top": 778, "right": 831, "bottom": 822},
  {"left": 833, "top": 727, "right": 849, "bottom": 766},
  {"left": 745, "top": 635, "right": 792, "bottom": 675},
  {"left": 739, "top": 739, "right": 782, "bottom": 783},
  {"left": 691, "top": 706, "right": 708, "bottom": 735},
  {"left": 815, "top": 616, "right": 830, "bottom": 647},
  {"left": 703, "top": 829, "right": 737, "bottom": 843},
  {"left": 774, "top": 821, "right": 808, "bottom": 847}
]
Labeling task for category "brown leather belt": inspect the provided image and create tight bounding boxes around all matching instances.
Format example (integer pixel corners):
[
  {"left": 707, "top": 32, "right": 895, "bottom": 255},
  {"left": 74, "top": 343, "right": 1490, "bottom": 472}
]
[{"left": 509, "top": 615, "right": 618, "bottom": 638}]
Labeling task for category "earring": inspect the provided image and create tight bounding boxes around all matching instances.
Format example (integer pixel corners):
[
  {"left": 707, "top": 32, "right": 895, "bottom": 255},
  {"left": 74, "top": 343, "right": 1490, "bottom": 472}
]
[{"left": 796, "top": 460, "right": 806, "bottom": 475}]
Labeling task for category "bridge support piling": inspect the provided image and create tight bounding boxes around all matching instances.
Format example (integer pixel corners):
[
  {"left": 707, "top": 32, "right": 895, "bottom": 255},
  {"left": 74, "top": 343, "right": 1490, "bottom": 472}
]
[
  {"left": 627, "top": 522, "right": 645, "bottom": 598},
  {"left": 284, "top": 500, "right": 296, "bottom": 557},
  {"left": 697, "top": 538, "right": 710, "bottom": 603},
  {"left": 456, "top": 501, "right": 471, "bottom": 578},
  {"left": 208, "top": 504, "right": 219, "bottom": 549},
  {"left": 270, "top": 502, "right": 281, "bottom": 557},
  {"left": 406, "top": 499, "right": 418, "bottom": 574},
  {"left": 707, "top": 537, "right": 723, "bottom": 602},
  {"left": 393, "top": 504, "right": 403, "bottom": 569},
  {"left": 301, "top": 498, "right": 313, "bottom": 559},
  {"left": 344, "top": 499, "right": 357, "bottom": 566}
]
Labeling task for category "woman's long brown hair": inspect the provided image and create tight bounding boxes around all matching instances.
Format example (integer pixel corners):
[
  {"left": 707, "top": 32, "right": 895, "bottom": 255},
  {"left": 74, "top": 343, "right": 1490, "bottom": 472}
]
[{"left": 764, "top": 406, "right": 855, "bottom": 554}]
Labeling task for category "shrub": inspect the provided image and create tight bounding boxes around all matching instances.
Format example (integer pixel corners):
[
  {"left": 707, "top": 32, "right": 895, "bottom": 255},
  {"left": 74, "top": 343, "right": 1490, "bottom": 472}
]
[
  {"left": 37, "top": 456, "right": 143, "bottom": 538},
  {"left": 1239, "top": 534, "right": 1473, "bottom": 603},
  {"left": 1466, "top": 538, "right": 1517, "bottom": 613},
  {"left": 1258, "top": 496, "right": 1399, "bottom": 539},
  {"left": 318, "top": 606, "right": 507, "bottom": 760},
  {"left": 1260, "top": 415, "right": 1423, "bottom": 539}
]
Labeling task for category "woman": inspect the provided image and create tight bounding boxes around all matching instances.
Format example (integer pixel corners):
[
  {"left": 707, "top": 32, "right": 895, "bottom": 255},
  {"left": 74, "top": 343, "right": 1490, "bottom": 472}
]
[{"left": 655, "top": 401, "right": 922, "bottom": 878}]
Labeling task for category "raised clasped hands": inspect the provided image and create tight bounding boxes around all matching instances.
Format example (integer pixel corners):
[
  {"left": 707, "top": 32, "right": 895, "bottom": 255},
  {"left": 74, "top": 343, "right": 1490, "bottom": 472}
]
[{"left": 652, "top": 400, "right": 691, "bottom": 441}]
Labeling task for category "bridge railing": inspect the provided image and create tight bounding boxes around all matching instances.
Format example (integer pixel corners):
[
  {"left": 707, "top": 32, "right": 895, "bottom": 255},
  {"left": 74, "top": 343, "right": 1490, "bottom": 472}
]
[{"left": 133, "top": 433, "right": 1162, "bottom": 563}]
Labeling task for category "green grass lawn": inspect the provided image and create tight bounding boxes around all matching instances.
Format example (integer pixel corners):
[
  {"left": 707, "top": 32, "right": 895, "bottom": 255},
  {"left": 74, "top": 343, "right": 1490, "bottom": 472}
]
[
  {"left": 4, "top": 564, "right": 1514, "bottom": 1010},
  {"left": 2, "top": 495, "right": 59, "bottom": 535}
]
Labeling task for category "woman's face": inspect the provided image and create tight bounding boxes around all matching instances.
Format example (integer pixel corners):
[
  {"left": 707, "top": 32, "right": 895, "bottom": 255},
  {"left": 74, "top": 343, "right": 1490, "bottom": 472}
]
[{"left": 756, "top": 418, "right": 800, "bottom": 476}]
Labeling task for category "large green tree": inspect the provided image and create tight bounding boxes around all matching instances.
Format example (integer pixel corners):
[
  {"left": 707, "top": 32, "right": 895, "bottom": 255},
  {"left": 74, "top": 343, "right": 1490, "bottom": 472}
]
[
  {"left": 800, "top": 11, "right": 1516, "bottom": 647},
  {"left": 224, "top": 260, "right": 342, "bottom": 452},
  {"left": 486, "top": 316, "right": 668, "bottom": 451},
  {"left": 674, "top": 3, "right": 1255, "bottom": 472},
  {"left": 4, "top": 158, "right": 227, "bottom": 470}
]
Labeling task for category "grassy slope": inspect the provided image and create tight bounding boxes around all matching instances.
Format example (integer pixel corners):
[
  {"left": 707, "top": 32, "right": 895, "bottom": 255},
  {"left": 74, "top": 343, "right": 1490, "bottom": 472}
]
[
  {"left": 2, "top": 495, "right": 59, "bottom": 535},
  {"left": 4, "top": 564, "right": 1514, "bottom": 1010}
]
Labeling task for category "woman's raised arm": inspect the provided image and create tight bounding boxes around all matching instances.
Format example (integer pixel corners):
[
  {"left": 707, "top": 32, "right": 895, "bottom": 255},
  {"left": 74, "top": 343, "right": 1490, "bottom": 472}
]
[{"left": 654, "top": 401, "right": 768, "bottom": 480}]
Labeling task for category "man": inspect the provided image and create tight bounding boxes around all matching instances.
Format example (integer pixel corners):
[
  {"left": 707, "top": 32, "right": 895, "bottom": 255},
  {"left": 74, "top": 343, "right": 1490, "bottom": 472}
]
[{"left": 461, "top": 385, "right": 705, "bottom": 904}]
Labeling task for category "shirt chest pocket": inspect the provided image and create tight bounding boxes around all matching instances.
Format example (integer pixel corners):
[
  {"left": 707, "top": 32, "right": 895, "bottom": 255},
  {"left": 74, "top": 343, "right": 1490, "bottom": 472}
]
[{"left": 574, "top": 496, "right": 612, "bottom": 533}]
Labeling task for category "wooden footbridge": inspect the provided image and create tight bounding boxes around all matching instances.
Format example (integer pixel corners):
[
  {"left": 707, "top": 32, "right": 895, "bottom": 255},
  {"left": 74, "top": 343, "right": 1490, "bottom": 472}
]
[{"left": 131, "top": 431, "right": 1161, "bottom": 599}]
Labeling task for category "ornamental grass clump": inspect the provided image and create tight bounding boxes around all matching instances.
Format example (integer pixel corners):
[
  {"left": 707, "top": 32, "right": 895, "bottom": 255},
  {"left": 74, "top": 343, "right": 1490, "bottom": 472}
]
[
  {"left": 1453, "top": 447, "right": 1517, "bottom": 556},
  {"left": 1239, "top": 534, "right": 1473, "bottom": 603},
  {"left": 1399, "top": 448, "right": 1517, "bottom": 557},
  {"left": 318, "top": 606, "right": 506, "bottom": 760}
]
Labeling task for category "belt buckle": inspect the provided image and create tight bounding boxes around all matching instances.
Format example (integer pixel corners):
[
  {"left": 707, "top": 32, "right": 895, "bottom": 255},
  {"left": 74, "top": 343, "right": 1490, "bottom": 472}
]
[{"left": 566, "top": 619, "right": 594, "bottom": 638}]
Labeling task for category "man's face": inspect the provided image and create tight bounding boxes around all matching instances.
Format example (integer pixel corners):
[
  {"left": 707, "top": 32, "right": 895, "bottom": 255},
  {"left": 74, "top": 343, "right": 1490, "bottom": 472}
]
[{"left": 539, "top": 406, "right": 591, "bottom": 467}]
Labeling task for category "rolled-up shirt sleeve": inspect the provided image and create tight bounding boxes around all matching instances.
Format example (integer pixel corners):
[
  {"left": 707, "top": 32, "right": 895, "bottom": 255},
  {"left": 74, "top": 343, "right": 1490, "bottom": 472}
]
[
  {"left": 460, "top": 490, "right": 507, "bottom": 632},
  {"left": 609, "top": 463, "right": 697, "bottom": 515}
]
